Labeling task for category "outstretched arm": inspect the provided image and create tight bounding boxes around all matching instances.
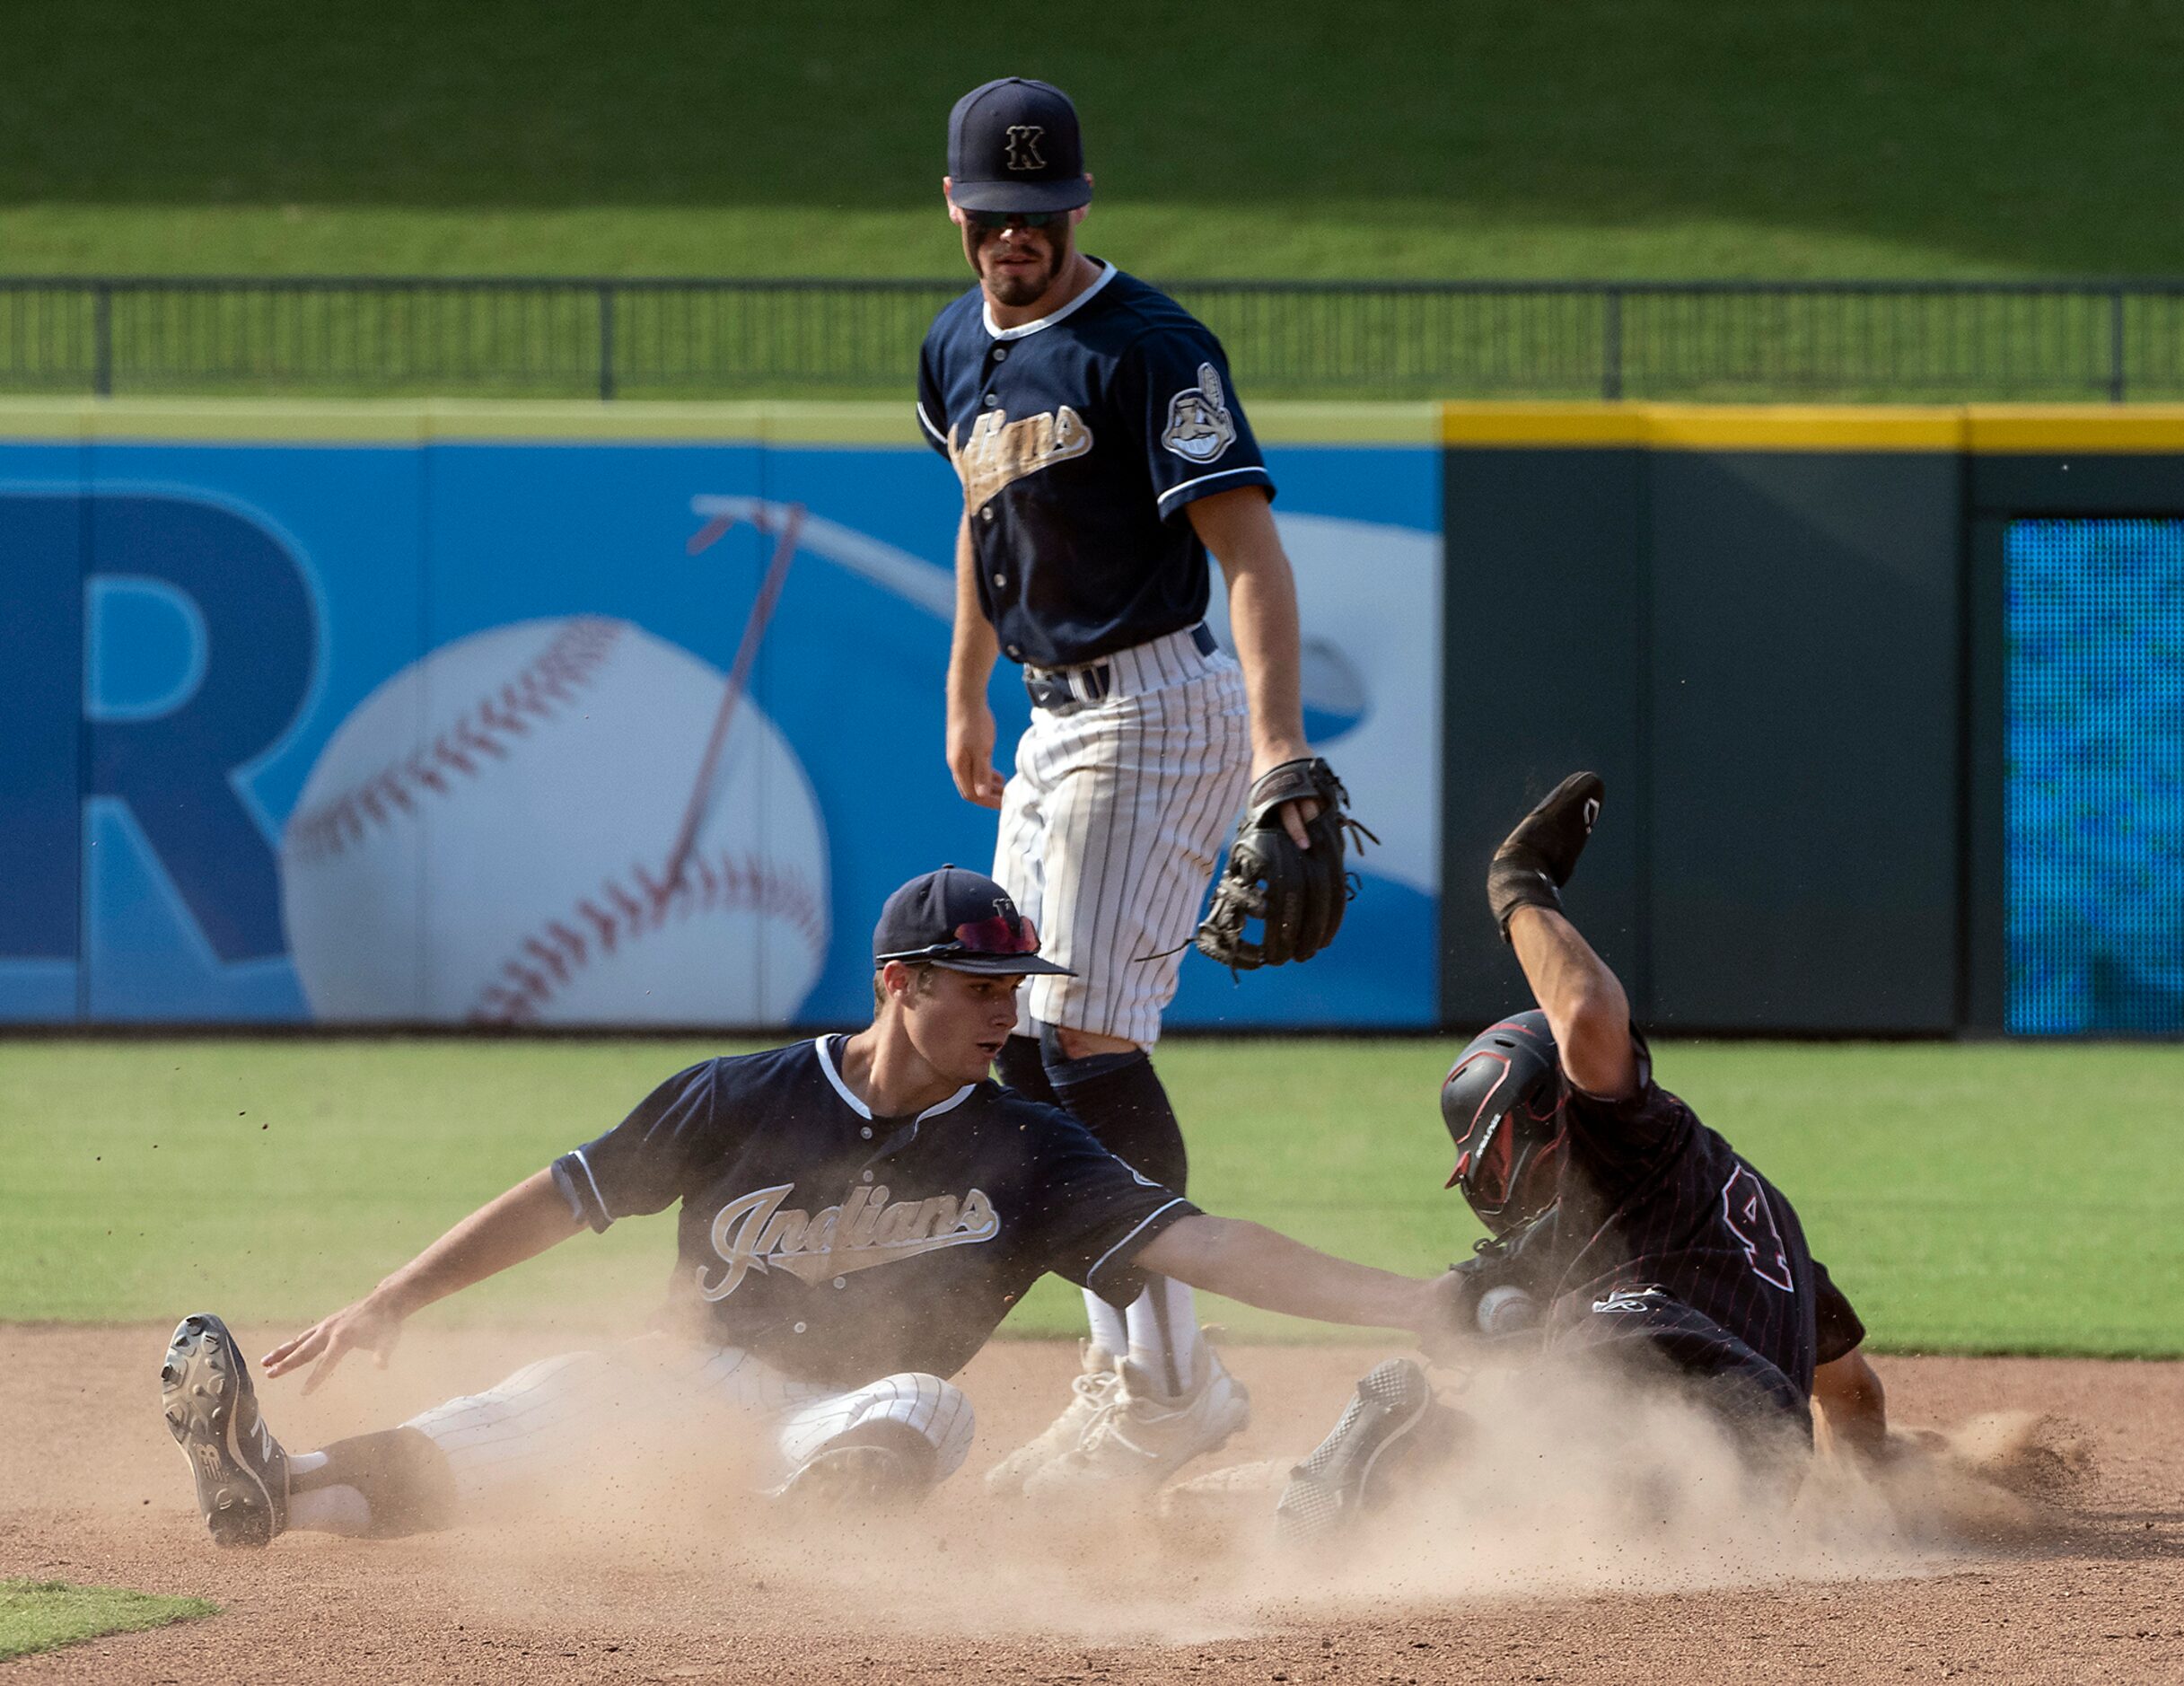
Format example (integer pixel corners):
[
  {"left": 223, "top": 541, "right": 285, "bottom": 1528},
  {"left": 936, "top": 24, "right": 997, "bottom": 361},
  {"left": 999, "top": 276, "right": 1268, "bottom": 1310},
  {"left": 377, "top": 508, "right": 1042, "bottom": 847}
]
[
  {"left": 1136, "top": 1213, "right": 1449, "bottom": 1337},
  {"left": 1508, "top": 906, "right": 1639, "bottom": 1100},
  {"left": 262, "top": 1168, "right": 583, "bottom": 1392},
  {"left": 1489, "top": 772, "right": 1636, "bottom": 1099}
]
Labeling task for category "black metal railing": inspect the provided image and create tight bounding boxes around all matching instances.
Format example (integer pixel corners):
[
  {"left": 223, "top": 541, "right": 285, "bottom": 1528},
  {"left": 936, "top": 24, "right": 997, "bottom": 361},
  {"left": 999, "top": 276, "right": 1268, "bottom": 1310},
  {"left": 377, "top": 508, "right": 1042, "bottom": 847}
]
[{"left": 4, "top": 277, "right": 2183, "bottom": 401}]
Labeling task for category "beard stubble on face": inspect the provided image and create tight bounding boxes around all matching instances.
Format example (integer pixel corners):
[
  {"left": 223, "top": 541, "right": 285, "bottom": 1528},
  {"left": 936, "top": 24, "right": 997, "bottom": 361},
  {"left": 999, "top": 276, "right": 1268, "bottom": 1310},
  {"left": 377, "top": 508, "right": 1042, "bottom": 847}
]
[{"left": 972, "top": 224, "right": 1071, "bottom": 309}]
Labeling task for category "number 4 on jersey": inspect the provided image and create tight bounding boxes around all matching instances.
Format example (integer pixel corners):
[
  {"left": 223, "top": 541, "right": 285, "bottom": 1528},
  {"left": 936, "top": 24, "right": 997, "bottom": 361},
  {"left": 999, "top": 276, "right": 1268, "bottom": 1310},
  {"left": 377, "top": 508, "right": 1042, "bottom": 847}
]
[{"left": 1720, "top": 1165, "right": 1795, "bottom": 1292}]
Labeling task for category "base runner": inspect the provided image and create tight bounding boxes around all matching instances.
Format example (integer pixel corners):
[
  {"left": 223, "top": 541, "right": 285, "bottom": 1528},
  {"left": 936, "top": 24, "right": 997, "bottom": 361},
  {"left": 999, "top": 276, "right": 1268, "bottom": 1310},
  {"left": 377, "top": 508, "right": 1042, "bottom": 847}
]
[
  {"left": 1275, "top": 777, "right": 1889, "bottom": 1541},
  {"left": 162, "top": 867, "right": 1464, "bottom": 1547}
]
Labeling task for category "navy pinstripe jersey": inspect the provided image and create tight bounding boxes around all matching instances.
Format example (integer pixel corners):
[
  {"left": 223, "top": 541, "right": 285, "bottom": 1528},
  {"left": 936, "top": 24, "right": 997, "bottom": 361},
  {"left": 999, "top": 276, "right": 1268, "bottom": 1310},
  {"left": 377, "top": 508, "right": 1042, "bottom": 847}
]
[
  {"left": 1478, "top": 1038, "right": 1820, "bottom": 1400},
  {"left": 1809, "top": 1257, "right": 1867, "bottom": 1367},
  {"left": 916, "top": 260, "right": 1275, "bottom": 670},
  {"left": 550, "top": 1037, "right": 1197, "bottom": 1387}
]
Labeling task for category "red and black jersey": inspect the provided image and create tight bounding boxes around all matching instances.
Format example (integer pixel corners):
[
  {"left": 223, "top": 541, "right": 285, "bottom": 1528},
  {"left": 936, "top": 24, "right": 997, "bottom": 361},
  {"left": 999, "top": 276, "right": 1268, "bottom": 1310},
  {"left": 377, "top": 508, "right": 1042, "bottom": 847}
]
[{"left": 1810, "top": 1257, "right": 1868, "bottom": 1368}]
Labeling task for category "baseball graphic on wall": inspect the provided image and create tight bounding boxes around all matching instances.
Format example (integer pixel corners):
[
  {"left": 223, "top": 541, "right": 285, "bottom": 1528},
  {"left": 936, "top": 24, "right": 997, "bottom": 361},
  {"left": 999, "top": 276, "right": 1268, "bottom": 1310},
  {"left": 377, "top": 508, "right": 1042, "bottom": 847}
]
[{"left": 279, "top": 617, "right": 829, "bottom": 1025}]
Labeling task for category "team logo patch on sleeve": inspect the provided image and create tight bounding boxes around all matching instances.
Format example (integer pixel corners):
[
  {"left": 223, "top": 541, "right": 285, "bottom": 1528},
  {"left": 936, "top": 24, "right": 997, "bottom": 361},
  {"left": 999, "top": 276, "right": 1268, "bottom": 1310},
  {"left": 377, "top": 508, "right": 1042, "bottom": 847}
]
[{"left": 1160, "top": 362, "right": 1238, "bottom": 464}]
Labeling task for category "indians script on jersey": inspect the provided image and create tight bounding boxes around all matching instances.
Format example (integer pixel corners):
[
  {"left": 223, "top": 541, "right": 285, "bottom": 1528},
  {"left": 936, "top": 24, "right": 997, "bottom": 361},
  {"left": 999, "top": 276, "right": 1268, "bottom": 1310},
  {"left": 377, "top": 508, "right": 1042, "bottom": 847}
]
[
  {"left": 697, "top": 1181, "right": 1001, "bottom": 1300},
  {"left": 949, "top": 407, "right": 1093, "bottom": 511}
]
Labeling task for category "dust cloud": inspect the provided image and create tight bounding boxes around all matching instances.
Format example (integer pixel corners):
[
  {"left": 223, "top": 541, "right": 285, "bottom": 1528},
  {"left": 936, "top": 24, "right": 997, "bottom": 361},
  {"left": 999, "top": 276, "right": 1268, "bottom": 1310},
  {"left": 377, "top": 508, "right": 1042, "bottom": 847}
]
[{"left": 309, "top": 1336, "right": 2092, "bottom": 1649}]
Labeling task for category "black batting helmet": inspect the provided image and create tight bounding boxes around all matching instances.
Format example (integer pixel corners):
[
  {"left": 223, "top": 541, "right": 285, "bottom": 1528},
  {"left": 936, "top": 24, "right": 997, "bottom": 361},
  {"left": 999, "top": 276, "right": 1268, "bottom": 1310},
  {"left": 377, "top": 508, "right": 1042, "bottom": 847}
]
[{"left": 1440, "top": 1011, "right": 1567, "bottom": 1233}]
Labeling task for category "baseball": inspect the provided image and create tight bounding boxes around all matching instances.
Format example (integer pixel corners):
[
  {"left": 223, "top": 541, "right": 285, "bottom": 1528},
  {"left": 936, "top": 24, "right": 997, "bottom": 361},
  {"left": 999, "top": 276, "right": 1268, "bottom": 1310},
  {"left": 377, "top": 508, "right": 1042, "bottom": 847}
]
[
  {"left": 1476, "top": 1285, "right": 1540, "bottom": 1336},
  {"left": 279, "top": 616, "right": 829, "bottom": 1025}
]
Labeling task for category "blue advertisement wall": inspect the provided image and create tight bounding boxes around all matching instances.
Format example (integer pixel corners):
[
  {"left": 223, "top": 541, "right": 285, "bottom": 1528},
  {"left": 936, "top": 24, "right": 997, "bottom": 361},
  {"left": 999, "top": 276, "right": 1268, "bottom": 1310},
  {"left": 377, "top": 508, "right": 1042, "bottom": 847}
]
[{"left": 0, "top": 401, "right": 1442, "bottom": 1029}]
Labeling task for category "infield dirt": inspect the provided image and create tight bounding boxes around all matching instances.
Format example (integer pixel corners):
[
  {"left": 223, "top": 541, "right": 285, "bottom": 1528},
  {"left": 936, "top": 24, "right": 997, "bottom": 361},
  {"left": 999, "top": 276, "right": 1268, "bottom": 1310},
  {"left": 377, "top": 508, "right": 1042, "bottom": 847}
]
[{"left": 3, "top": 1328, "right": 2177, "bottom": 1684}]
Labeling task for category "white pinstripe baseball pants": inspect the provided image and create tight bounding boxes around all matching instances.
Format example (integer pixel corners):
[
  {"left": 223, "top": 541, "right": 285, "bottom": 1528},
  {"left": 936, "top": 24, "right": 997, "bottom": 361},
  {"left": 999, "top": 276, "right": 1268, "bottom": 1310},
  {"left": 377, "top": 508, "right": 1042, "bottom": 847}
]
[
  {"left": 996, "top": 628, "right": 1252, "bottom": 1047},
  {"left": 402, "top": 1336, "right": 976, "bottom": 1507}
]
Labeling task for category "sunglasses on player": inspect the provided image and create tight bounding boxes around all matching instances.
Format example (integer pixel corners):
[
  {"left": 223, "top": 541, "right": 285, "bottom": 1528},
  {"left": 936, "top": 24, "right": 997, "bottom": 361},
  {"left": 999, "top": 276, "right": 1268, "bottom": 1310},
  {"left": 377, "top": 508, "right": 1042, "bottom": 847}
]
[
  {"left": 875, "top": 909, "right": 1043, "bottom": 965},
  {"left": 964, "top": 208, "right": 1067, "bottom": 229}
]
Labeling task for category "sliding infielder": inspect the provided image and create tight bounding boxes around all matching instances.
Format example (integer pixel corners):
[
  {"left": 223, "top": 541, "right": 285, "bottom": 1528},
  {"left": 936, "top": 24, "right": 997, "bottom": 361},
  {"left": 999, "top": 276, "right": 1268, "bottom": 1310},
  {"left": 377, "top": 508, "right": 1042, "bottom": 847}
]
[
  {"left": 918, "top": 77, "right": 1326, "bottom": 1495},
  {"left": 161, "top": 867, "right": 1463, "bottom": 1548}
]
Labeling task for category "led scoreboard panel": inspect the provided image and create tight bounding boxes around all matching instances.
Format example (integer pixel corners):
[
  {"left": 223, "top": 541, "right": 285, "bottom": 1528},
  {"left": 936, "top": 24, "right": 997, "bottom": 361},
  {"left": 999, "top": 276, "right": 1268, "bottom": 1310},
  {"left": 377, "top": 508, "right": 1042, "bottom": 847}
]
[{"left": 2006, "top": 519, "right": 2184, "bottom": 1034}]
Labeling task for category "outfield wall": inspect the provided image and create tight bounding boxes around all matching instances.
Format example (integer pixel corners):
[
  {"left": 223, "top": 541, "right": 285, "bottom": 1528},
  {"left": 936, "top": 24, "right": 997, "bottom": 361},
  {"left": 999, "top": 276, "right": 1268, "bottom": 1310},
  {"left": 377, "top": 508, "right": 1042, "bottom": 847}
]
[
  {"left": 3, "top": 400, "right": 2179, "bottom": 1033},
  {"left": 1443, "top": 405, "right": 2184, "bottom": 1037},
  {"left": 0, "top": 400, "right": 1441, "bottom": 1031}
]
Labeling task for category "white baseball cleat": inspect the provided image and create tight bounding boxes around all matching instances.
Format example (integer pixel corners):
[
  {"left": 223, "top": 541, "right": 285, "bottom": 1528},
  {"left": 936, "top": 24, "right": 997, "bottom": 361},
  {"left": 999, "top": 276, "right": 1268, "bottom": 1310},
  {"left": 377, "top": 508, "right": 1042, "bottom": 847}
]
[
  {"left": 1021, "top": 1345, "right": 1250, "bottom": 1497},
  {"left": 984, "top": 1342, "right": 1120, "bottom": 1496}
]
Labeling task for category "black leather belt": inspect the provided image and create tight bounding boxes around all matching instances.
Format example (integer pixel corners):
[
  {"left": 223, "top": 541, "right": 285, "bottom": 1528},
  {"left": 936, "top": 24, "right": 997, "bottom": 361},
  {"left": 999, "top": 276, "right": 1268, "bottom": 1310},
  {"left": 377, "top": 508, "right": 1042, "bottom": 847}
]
[{"left": 1023, "top": 624, "right": 1217, "bottom": 714}]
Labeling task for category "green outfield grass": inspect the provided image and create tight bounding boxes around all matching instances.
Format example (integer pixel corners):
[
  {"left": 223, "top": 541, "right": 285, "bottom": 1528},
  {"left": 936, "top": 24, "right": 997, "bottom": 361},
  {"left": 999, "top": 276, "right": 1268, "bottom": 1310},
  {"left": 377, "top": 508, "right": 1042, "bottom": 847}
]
[
  {"left": 0, "top": 1581, "right": 213, "bottom": 1663},
  {"left": 1, "top": 1, "right": 2180, "bottom": 280},
  {"left": 2, "top": 1038, "right": 2177, "bottom": 1357}
]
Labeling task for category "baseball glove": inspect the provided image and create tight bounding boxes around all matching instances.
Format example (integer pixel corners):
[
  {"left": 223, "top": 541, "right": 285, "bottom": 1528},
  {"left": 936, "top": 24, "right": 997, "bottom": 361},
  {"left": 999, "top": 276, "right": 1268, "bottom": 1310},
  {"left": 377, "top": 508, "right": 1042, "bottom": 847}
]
[{"left": 1194, "top": 758, "right": 1376, "bottom": 972}]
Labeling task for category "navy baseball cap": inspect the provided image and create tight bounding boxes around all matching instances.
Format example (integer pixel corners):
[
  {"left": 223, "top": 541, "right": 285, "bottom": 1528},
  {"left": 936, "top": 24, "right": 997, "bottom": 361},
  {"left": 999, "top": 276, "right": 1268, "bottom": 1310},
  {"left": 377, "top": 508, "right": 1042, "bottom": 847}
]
[
  {"left": 946, "top": 78, "right": 1092, "bottom": 215},
  {"left": 873, "top": 865, "right": 1075, "bottom": 977}
]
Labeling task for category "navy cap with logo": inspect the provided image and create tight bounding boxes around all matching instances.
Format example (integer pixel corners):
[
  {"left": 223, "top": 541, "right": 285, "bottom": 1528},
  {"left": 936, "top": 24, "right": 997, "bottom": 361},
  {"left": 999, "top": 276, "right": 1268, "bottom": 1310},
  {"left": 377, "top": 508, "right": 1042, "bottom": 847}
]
[
  {"left": 873, "top": 865, "right": 1076, "bottom": 976},
  {"left": 946, "top": 78, "right": 1092, "bottom": 215}
]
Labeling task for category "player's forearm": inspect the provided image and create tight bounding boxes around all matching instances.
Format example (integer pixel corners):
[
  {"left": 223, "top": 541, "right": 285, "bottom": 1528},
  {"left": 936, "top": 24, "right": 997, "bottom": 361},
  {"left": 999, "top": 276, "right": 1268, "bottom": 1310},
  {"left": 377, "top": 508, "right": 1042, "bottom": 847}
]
[
  {"left": 946, "top": 512, "right": 1000, "bottom": 699},
  {"left": 1195, "top": 492, "right": 1308, "bottom": 763},
  {"left": 1811, "top": 1349, "right": 1889, "bottom": 1458},
  {"left": 371, "top": 1169, "right": 584, "bottom": 1321},
  {"left": 1507, "top": 906, "right": 1636, "bottom": 1099},
  {"left": 1137, "top": 1215, "right": 1431, "bottom": 1333},
  {"left": 1225, "top": 566, "right": 1308, "bottom": 764}
]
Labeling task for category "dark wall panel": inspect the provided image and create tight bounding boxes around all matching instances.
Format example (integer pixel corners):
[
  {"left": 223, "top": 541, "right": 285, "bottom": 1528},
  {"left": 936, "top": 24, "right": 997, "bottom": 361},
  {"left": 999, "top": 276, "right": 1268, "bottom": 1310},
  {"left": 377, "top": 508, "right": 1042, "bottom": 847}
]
[
  {"left": 1972, "top": 453, "right": 2184, "bottom": 515},
  {"left": 1645, "top": 452, "right": 1962, "bottom": 1030},
  {"left": 1441, "top": 448, "right": 1645, "bottom": 1027},
  {"left": 1964, "top": 515, "right": 2010, "bottom": 1034}
]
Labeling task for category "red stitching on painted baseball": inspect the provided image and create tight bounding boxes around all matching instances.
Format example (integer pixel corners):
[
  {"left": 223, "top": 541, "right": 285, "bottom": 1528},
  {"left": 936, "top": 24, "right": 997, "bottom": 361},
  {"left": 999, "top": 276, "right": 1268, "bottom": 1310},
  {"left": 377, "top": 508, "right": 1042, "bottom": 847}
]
[
  {"left": 468, "top": 849, "right": 828, "bottom": 1024},
  {"left": 284, "top": 618, "right": 624, "bottom": 865}
]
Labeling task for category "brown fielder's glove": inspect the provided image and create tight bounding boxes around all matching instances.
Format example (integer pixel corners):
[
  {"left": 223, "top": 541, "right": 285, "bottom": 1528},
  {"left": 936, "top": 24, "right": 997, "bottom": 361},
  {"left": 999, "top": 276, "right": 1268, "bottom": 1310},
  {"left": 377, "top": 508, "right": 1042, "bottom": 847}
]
[{"left": 1194, "top": 758, "right": 1376, "bottom": 971}]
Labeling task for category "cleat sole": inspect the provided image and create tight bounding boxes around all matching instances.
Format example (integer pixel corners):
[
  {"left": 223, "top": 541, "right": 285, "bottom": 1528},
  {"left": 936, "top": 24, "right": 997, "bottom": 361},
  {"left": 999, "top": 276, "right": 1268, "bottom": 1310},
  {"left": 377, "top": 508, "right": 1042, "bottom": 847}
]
[
  {"left": 160, "top": 1313, "right": 285, "bottom": 1550},
  {"left": 1275, "top": 1357, "right": 1432, "bottom": 1549}
]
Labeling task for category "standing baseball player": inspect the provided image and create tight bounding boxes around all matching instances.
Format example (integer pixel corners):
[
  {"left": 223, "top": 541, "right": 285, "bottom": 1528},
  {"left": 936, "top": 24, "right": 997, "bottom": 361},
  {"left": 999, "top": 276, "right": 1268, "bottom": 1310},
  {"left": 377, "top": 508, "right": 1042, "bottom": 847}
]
[
  {"left": 1275, "top": 776, "right": 1888, "bottom": 1540},
  {"left": 917, "top": 76, "right": 1356, "bottom": 1497},
  {"left": 159, "top": 866, "right": 1463, "bottom": 1549}
]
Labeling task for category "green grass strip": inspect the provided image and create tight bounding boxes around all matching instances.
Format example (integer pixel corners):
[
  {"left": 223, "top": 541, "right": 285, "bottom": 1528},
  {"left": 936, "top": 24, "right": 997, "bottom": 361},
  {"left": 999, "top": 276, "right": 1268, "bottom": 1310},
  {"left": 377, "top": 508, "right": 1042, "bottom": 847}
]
[
  {"left": 0, "top": 1580, "right": 215, "bottom": 1663},
  {"left": 4, "top": 1, "right": 2184, "bottom": 282},
  {"left": 2, "top": 1038, "right": 2178, "bottom": 1357}
]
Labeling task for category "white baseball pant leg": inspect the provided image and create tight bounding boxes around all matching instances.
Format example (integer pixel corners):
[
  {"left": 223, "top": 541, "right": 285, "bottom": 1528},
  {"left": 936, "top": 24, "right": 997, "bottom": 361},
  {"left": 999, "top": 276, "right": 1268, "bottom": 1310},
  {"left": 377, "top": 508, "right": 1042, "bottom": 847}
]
[
  {"left": 402, "top": 1340, "right": 976, "bottom": 1512},
  {"left": 993, "top": 625, "right": 1251, "bottom": 1386},
  {"left": 994, "top": 628, "right": 1251, "bottom": 1049}
]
